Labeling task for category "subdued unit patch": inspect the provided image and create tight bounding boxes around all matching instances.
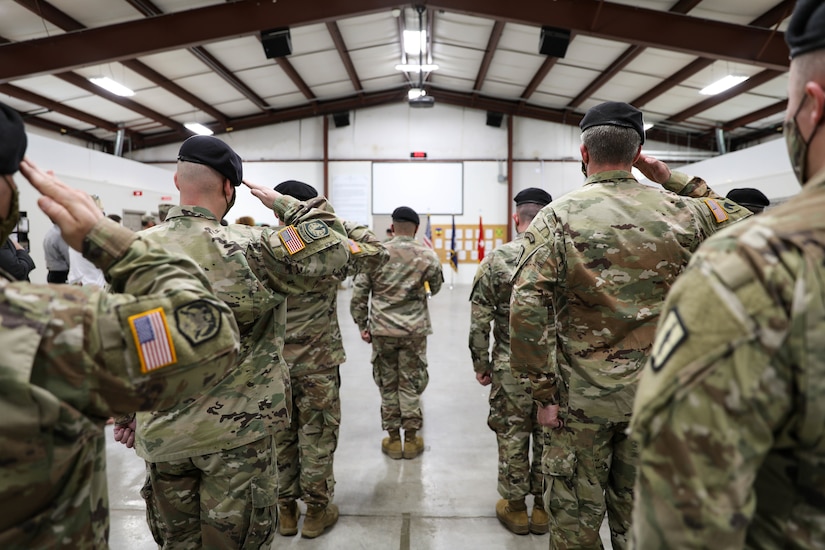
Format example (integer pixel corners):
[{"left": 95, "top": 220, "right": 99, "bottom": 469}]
[{"left": 175, "top": 300, "right": 222, "bottom": 346}]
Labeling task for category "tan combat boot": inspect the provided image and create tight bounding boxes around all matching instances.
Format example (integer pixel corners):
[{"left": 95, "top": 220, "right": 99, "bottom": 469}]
[
  {"left": 530, "top": 497, "right": 549, "bottom": 535},
  {"left": 402, "top": 429, "right": 424, "bottom": 459},
  {"left": 301, "top": 503, "right": 339, "bottom": 539},
  {"left": 382, "top": 429, "right": 403, "bottom": 459},
  {"left": 278, "top": 500, "right": 299, "bottom": 536},
  {"left": 495, "top": 498, "right": 529, "bottom": 535}
]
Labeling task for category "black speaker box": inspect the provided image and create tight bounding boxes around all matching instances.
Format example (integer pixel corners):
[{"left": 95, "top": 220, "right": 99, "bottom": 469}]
[
  {"left": 261, "top": 28, "right": 292, "bottom": 59},
  {"left": 539, "top": 26, "right": 571, "bottom": 58},
  {"left": 332, "top": 112, "right": 350, "bottom": 128},
  {"left": 486, "top": 111, "right": 504, "bottom": 128}
]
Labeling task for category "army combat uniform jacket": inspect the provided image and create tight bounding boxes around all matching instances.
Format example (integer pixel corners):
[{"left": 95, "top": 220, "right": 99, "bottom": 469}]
[
  {"left": 510, "top": 171, "right": 752, "bottom": 422},
  {"left": 631, "top": 168, "right": 825, "bottom": 548},
  {"left": 0, "top": 218, "right": 240, "bottom": 548},
  {"left": 135, "top": 196, "right": 350, "bottom": 463},
  {"left": 351, "top": 236, "right": 443, "bottom": 337},
  {"left": 283, "top": 220, "right": 387, "bottom": 376}
]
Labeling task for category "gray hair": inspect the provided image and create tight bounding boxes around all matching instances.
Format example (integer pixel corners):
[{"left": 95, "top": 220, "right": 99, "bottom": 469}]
[{"left": 581, "top": 125, "right": 642, "bottom": 165}]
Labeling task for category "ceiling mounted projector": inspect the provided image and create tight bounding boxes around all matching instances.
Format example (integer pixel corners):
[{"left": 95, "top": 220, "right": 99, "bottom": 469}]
[{"left": 409, "top": 95, "right": 435, "bottom": 108}]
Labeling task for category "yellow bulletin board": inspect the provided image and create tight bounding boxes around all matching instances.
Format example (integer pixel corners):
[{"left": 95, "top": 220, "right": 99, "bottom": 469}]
[{"left": 429, "top": 224, "right": 508, "bottom": 264}]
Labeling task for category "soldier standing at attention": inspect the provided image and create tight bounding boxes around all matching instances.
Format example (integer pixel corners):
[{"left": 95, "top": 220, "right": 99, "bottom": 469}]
[
  {"left": 0, "top": 102, "right": 240, "bottom": 548},
  {"left": 509, "top": 101, "right": 752, "bottom": 549},
  {"left": 631, "top": 1, "right": 825, "bottom": 547},
  {"left": 469, "top": 187, "right": 552, "bottom": 536},
  {"left": 273, "top": 179, "right": 387, "bottom": 539},
  {"left": 350, "top": 206, "right": 443, "bottom": 459},
  {"left": 115, "top": 136, "right": 352, "bottom": 549}
]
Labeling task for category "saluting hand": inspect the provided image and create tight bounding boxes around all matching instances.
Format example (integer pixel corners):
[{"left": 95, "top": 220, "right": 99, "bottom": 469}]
[
  {"left": 243, "top": 179, "right": 284, "bottom": 209},
  {"left": 633, "top": 153, "right": 672, "bottom": 185},
  {"left": 19, "top": 158, "right": 104, "bottom": 251}
]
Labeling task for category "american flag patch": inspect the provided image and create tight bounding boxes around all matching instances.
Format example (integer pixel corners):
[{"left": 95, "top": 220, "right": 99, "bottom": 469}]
[
  {"left": 704, "top": 198, "right": 729, "bottom": 223},
  {"left": 348, "top": 239, "right": 362, "bottom": 254},
  {"left": 128, "top": 308, "right": 177, "bottom": 373},
  {"left": 278, "top": 225, "right": 306, "bottom": 255}
]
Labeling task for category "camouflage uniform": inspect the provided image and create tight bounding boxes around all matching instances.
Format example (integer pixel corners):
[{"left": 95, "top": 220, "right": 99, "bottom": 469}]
[
  {"left": 630, "top": 169, "right": 825, "bottom": 548},
  {"left": 510, "top": 171, "right": 751, "bottom": 549},
  {"left": 275, "top": 220, "right": 387, "bottom": 508},
  {"left": 469, "top": 233, "right": 544, "bottom": 501},
  {"left": 350, "top": 235, "right": 443, "bottom": 431},
  {"left": 0, "top": 217, "right": 240, "bottom": 549},
  {"left": 134, "top": 196, "right": 350, "bottom": 549}
]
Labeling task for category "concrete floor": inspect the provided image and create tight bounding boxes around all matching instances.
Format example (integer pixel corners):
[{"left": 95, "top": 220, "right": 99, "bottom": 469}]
[{"left": 106, "top": 283, "right": 612, "bottom": 549}]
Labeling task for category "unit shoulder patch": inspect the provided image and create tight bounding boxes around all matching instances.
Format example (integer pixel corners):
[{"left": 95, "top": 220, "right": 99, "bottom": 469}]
[
  {"left": 297, "top": 220, "right": 330, "bottom": 243},
  {"left": 128, "top": 307, "right": 177, "bottom": 373},
  {"left": 278, "top": 225, "right": 307, "bottom": 255},
  {"left": 649, "top": 308, "right": 687, "bottom": 372},
  {"left": 175, "top": 300, "right": 222, "bottom": 346}
]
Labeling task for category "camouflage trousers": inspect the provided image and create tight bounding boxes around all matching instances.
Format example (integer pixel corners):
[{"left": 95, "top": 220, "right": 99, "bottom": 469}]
[
  {"left": 141, "top": 436, "right": 277, "bottom": 550},
  {"left": 274, "top": 368, "right": 341, "bottom": 507},
  {"left": 371, "top": 335, "right": 429, "bottom": 431},
  {"left": 487, "top": 361, "right": 544, "bottom": 501},
  {"left": 543, "top": 420, "right": 636, "bottom": 550}
]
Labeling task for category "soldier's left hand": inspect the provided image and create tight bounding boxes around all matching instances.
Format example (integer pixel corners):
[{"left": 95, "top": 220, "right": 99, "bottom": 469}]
[
  {"left": 476, "top": 371, "right": 492, "bottom": 386},
  {"left": 243, "top": 179, "right": 284, "bottom": 209},
  {"left": 113, "top": 419, "right": 137, "bottom": 449}
]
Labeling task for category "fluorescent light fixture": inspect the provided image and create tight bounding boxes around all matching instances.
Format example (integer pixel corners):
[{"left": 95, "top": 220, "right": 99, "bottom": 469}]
[
  {"left": 395, "top": 64, "right": 439, "bottom": 72},
  {"left": 89, "top": 76, "right": 135, "bottom": 97},
  {"left": 644, "top": 123, "right": 654, "bottom": 131},
  {"left": 184, "top": 122, "right": 214, "bottom": 136},
  {"left": 699, "top": 75, "right": 748, "bottom": 96},
  {"left": 403, "top": 29, "right": 425, "bottom": 55},
  {"left": 408, "top": 88, "right": 426, "bottom": 100}
]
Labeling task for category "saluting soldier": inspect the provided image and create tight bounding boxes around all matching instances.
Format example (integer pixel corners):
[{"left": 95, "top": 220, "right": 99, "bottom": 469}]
[
  {"left": 509, "top": 101, "right": 752, "bottom": 549},
  {"left": 0, "top": 102, "right": 240, "bottom": 548}
]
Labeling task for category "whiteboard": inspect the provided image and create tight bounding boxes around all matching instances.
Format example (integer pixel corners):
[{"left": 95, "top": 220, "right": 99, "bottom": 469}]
[{"left": 372, "top": 162, "right": 463, "bottom": 215}]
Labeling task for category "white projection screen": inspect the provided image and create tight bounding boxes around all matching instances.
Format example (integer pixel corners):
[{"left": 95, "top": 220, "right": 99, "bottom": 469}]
[{"left": 371, "top": 162, "right": 463, "bottom": 215}]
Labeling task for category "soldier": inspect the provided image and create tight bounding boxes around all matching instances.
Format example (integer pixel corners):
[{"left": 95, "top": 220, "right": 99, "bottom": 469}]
[
  {"left": 0, "top": 102, "right": 240, "bottom": 548},
  {"left": 157, "top": 203, "right": 174, "bottom": 222},
  {"left": 141, "top": 214, "right": 156, "bottom": 229},
  {"left": 273, "top": 179, "right": 387, "bottom": 538},
  {"left": 509, "top": 101, "right": 752, "bottom": 549},
  {"left": 631, "top": 1, "right": 825, "bottom": 547},
  {"left": 726, "top": 187, "right": 770, "bottom": 214},
  {"left": 117, "top": 136, "right": 353, "bottom": 548},
  {"left": 469, "top": 187, "right": 552, "bottom": 536},
  {"left": 350, "top": 206, "right": 444, "bottom": 459}
]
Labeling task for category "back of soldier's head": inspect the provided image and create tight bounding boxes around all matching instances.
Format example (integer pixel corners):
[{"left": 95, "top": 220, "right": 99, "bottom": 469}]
[
  {"left": 0, "top": 102, "right": 27, "bottom": 176},
  {"left": 726, "top": 188, "right": 770, "bottom": 214},
  {"left": 514, "top": 188, "right": 552, "bottom": 225},
  {"left": 580, "top": 102, "right": 645, "bottom": 166},
  {"left": 274, "top": 180, "right": 318, "bottom": 201}
]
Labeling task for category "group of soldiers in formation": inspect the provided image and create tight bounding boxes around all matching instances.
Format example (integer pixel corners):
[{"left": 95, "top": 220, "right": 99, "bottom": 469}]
[{"left": 2, "top": 1, "right": 825, "bottom": 548}]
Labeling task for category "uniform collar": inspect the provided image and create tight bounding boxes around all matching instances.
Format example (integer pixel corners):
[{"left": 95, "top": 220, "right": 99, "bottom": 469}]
[
  {"left": 584, "top": 169, "right": 637, "bottom": 186},
  {"left": 166, "top": 205, "right": 219, "bottom": 221}
]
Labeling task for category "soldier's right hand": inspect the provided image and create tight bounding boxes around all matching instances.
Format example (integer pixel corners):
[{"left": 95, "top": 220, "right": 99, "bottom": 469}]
[
  {"left": 633, "top": 153, "right": 672, "bottom": 184},
  {"left": 113, "top": 419, "right": 137, "bottom": 449},
  {"left": 19, "top": 158, "right": 104, "bottom": 251}
]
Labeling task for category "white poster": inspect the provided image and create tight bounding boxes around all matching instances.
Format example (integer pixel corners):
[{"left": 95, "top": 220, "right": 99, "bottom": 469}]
[{"left": 332, "top": 174, "right": 370, "bottom": 226}]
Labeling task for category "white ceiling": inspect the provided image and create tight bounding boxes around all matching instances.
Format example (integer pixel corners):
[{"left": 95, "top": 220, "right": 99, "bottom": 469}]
[{"left": 0, "top": 0, "right": 794, "bottom": 153}]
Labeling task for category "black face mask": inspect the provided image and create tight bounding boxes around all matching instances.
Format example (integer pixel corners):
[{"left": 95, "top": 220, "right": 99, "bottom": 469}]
[
  {"left": 0, "top": 176, "right": 19, "bottom": 244},
  {"left": 581, "top": 161, "right": 588, "bottom": 177},
  {"left": 223, "top": 186, "right": 236, "bottom": 219}
]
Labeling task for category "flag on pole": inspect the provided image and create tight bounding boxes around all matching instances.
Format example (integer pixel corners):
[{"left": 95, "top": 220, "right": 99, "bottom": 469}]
[
  {"left": 477, "top": 215, "right": 485, "bottom": 261},
  {"left": 449, "top": 215, "right": 459, "bottom": 272},
  {"left": 423, "top": 215, "right": 433, "bottom": 249}
]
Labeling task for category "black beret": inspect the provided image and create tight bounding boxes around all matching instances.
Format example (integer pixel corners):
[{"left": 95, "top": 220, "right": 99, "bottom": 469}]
[
  {"left": 726, "top": 188, "right": 770, "bottom": 211},
  {"left": 178, "top": 135, "right": 243, "bottom": 187},
  {"left": 514, "top": 187, "right": 552, "bottom": 207},
  {"left": 0, "top": 102, "right": 27, "bottom": 175},
  {"left": 580, "top": 101, "right": 645, "bottom": 144},
  {"left": 274, "top": 180, "right": 318, "bottom": 201},
  {"left": 786, "top": 0, "right": 825, "bottom": 59},
  {"left": 392, "top": 206, "right": 420, "bottom": 225}
]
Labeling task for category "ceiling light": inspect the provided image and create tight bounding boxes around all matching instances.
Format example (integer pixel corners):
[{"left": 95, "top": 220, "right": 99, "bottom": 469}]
[
  {"left": 184, "top": 122, "right": 214, "bottom": 136},
  {"left": 408, "top": 88, "right": 426, "bottom": 100},
  {"left": 395, "top": 64, "right": 439, "bottom": 72},
  {"left": 644, "top": 123, "right": 654, "bottom": 131},
  {"left": 89, "top": 77, "right": 135, "bottom": 97},
  {"left": 403, "top": 30, "right": 425, "bottom": 56},
  {"left": 699, "top": 75, "right": 748, "bottom": 96}
]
